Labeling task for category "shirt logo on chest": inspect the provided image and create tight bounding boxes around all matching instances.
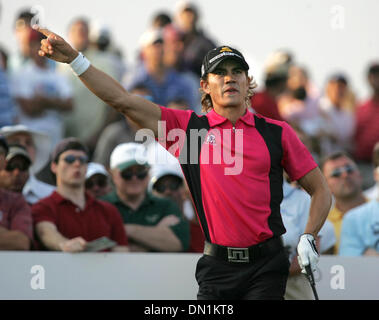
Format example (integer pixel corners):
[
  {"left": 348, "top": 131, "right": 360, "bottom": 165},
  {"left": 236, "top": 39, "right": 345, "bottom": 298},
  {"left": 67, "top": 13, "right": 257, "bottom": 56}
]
[
  {"left": 205, "top": 134, "right": 217, "bottom": 146},
  {"left": 146, "top": 214, "right": 160, "bottom": 224}
]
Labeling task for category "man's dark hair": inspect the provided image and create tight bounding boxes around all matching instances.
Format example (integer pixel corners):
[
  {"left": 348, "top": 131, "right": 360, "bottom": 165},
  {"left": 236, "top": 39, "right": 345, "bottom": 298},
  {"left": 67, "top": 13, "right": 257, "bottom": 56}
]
[
  {"left": 265, "top": 74, "right": 287, "bottom": 88},
  {"left": 14, "top": 8, "right": 35, "bottom": 26},
  {"left": 0, "top": 135, "right": 8, "bottom": 155},
  {"left": 368, "top": 63, "right": 379, "bottom": 76},
  {"left": 52, "top": 138, "right": 88, "bottom": 163},
  {"left": 67, "top": 16, "right": 89, "bottom": 31},
  {"left": 319, "top": 151, "right": 352, "bottom": 171},
  {"left": 152, "top": 12, "right": 172, "bottom": 28}
]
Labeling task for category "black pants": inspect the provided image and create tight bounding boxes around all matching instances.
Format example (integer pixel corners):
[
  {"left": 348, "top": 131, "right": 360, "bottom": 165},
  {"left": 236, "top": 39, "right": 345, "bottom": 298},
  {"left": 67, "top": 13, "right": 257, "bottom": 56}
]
[{"left": 195, "top": 248, "right": 290, "bottom": 300}]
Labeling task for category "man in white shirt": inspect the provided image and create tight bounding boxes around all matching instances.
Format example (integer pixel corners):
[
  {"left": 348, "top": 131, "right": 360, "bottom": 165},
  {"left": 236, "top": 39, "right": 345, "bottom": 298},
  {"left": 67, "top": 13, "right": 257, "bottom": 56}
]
[
  {"left": 11, "top": 29, "right": 73, "bottom": 148},
  {"left": 281, "top": 180, "right": 336, "bottom": 299}
]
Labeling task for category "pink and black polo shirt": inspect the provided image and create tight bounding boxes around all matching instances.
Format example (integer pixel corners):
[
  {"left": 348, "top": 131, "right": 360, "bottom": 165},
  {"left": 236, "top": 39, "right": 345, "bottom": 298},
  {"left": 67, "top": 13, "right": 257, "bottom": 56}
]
[{"left": 158, "top": 107, "right": 317, "bottom": 247}]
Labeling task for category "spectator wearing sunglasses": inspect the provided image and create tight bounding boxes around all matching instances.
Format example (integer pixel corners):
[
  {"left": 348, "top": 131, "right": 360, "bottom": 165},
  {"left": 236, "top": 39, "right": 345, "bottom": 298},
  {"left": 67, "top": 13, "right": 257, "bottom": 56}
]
[
  {"left": 102, "top": 143, "right": 190, "bottom": 252},
  {"left": 149, "top": 163, "right": 205, "bottom": 253},
  {"left": 0, "top": 144, "right": 31, "bottom": 193},
  {"left": 321, "top": 151, "right": 367, "bottom": 254},
  {"left": 0, "top": 124, "right": 55, "bottom": 204},
  {"left": 339, "top": 145, "right": 379, "bottom": 256},
  {"left": 32, "top": 138, "right": 128, "bottom": 252},
  {"left": 0, "top": 135, "right": 33, "bottom": 250},
  {"left": 85, "top": 162, "right": 112, "bottom": 198}
]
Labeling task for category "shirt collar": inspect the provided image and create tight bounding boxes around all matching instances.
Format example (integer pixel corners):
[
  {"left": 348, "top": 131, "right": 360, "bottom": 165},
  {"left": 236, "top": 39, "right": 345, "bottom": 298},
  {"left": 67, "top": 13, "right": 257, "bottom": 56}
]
[
  {"left": 328, "top": 205, "right": 343, "bottom": 222},
  {"left": 206, "top": 108, "right": 255, "bottom": 128},
  {"left": 106, "top": 190, "right": 154, "bottom": 208},
  {"left": 51, "top": 190, "right": 94, "bottom": 207}
]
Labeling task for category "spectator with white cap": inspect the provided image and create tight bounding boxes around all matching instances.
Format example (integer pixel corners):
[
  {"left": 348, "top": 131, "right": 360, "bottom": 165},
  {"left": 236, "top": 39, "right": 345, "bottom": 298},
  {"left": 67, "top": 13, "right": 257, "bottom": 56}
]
[
  {"left": 0, "top": 124, "right": 55, "bottom": 204},
  {"left": 149, "top": 162, "right": 205, "bottom": 253},
  {"left": 85, "top": 162, "right": 112, "bottom": 198},
  {"left": 0, "top": 144, "right": 31, "bottom": 194},
  {"left": 102, "top": 142, "right": 190, "bottom": 252}
]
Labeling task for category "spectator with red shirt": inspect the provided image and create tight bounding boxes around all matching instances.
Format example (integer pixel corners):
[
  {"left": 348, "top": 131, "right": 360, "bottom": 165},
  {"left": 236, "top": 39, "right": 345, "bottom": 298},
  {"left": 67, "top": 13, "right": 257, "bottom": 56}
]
[
  {"left": 250, "top": 69, "right": 287, "bottom": 121},
  {"left": 250, "top": 50, "right": 291, "bottom": 120},
  {"left": 32, "top": 138, "right": 128, "bottom": 252},
  {"left": 0, "top": 135, "right": 33, "bottom": 250},
  {"left": 354, "top": 63, "right": 379, "bottom": 189}
]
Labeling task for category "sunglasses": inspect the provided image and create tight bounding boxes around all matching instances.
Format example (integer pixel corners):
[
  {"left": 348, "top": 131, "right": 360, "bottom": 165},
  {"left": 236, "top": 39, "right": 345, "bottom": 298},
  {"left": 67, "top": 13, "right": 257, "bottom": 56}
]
[
  {"left": 5, "top": 161, "right": 30, "bottom": 172},
  {"left": 329, "top": 164, "right": 356, "bottom": 178},
  {"left": 154, "top": 179, "right": 183, "bottom": 193},
  {"left": 85, "top": 175, "right": 108, "bottom": 189},
  {"left": 62, "top": 154, "right": 88, "bottom": 165},
  {"left": 121, "top": 169, "right": 149, "bottom": 181}
]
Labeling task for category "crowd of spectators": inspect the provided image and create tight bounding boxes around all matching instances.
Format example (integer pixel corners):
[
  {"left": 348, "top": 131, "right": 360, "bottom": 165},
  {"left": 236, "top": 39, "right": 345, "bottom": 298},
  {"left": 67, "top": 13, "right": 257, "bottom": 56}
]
[{"left": 1, "top": 1, "right": 379, "bottom": 298}]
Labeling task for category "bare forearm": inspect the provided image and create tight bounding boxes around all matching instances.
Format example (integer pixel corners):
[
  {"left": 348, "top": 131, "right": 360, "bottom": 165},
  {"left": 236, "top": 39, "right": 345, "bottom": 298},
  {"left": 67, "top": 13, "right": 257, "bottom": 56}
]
[
  {"left": 0, "top": 231, "right": 31, "bottom": 250},
  {"left": 304, "top": 187, "right": 332, "bottom": 237},
  {"left": 111, "top": 245, "right": 129, "bottom": 252},
  {"left": 298, "top": 168, "right": 332, "bottom": 237},
  {"left": 79, "top": 65, "right": 161, "bottom": 134},
  {"left": 363, "top": 248, "right": 379, "bottom": 256},
  {"left": 125, "top": 224, "right": 182, "bottom": 252},
  {"left": 35, "top": 26, "right": 161, "bottom": 134},
  {"left": 37, "top": 229, "right": 68, "bottom": 251}
]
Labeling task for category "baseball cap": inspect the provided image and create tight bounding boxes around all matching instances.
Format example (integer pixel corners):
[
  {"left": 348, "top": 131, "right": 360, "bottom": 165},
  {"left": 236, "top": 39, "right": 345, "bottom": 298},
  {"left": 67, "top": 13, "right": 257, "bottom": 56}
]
[
  {"left": 6, "top": 144, "right": 31, "bottom": 164},
  {"left": 0, "top": 135, "right": 8, "bottom": 155},
  {"left": 110, "top": 143, "right": 150, "bottom": 171},
  {"left": 0, "top": 124, "right": 51, "bottom": 174},
  {"left": 329, "top": 73, "right": 348, "bottom": 85},
  {"left": 201, "top": 46, "right": 249, "bottom": 78},
  {"left": 176, "top": 1, "right": 198, "bottom": 14},
  {"left": 52, "top": 137, "right": 88, "bottom": 163},
  {"left": 139, "top": 28, "right": 163, "bottom": 48},
  {"left": 148, "top": 163, "right": 183, "bottom": 192},
  {"left": 368, "top": 62, "right": 379, "bottom": 75},
  {"left": 86, "top": 162, "right": 109, "bottom": 179}
]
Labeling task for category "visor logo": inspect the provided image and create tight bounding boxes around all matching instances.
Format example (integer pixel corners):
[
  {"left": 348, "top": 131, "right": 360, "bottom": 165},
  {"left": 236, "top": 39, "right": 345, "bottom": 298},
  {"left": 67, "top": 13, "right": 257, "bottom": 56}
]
[{"left": 220, "top": 47, "right": 233, "bottom": 53}]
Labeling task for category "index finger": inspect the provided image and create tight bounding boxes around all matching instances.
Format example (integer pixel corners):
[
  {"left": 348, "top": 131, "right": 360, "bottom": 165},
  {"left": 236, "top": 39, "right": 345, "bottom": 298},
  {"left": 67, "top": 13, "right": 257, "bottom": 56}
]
[{"left": 32, "top": 24, "right": 53, "bottom": 38}]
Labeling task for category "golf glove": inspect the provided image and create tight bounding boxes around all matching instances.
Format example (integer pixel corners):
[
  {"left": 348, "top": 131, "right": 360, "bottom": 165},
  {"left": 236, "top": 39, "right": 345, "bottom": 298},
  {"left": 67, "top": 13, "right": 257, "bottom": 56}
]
[{"left": 297, "top": 233, "right": 319, "bottom": 274}]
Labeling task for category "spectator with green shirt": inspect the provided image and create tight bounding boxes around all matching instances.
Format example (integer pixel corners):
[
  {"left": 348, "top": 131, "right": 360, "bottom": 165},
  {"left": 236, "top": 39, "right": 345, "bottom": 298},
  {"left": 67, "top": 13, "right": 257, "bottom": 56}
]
[{"left": 102, "top": 142, "right": 190, "bottom": 252}]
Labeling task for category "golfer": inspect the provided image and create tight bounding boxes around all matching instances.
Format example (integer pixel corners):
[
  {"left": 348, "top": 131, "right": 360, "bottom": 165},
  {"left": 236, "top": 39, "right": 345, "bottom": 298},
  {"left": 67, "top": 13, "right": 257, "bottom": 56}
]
[{"left": 35, "top": 26, "right": 332, "bottom": 300}]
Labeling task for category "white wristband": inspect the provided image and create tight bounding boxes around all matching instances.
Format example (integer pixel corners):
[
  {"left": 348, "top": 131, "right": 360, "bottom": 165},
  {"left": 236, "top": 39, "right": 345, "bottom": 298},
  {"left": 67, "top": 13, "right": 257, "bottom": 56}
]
[{"left": 70, "top": 52, "right": 90, "bottom": 76}]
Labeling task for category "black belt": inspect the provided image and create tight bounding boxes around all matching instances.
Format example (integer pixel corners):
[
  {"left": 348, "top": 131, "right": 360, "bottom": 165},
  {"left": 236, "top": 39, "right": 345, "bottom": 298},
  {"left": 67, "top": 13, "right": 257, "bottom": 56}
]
[{"left": 203, "top": 237, "right": 284, "bottom": 263}]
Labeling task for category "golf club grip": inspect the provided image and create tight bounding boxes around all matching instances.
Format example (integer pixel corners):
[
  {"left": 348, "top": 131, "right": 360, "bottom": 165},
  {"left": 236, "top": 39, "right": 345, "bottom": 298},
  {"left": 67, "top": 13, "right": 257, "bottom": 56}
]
[
  {"left": 305, "top": 265, "right": 319, "bottom": 300},
  {"left": 305, "top": 265, "right": 315, "bottom": 285}
]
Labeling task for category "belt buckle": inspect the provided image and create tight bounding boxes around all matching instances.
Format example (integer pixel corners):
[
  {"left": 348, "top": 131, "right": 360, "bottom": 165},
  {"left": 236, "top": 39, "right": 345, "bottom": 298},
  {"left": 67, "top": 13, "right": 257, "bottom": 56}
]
[{"left": 227, "top": 247, "right": 250, "bottom": 263}]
